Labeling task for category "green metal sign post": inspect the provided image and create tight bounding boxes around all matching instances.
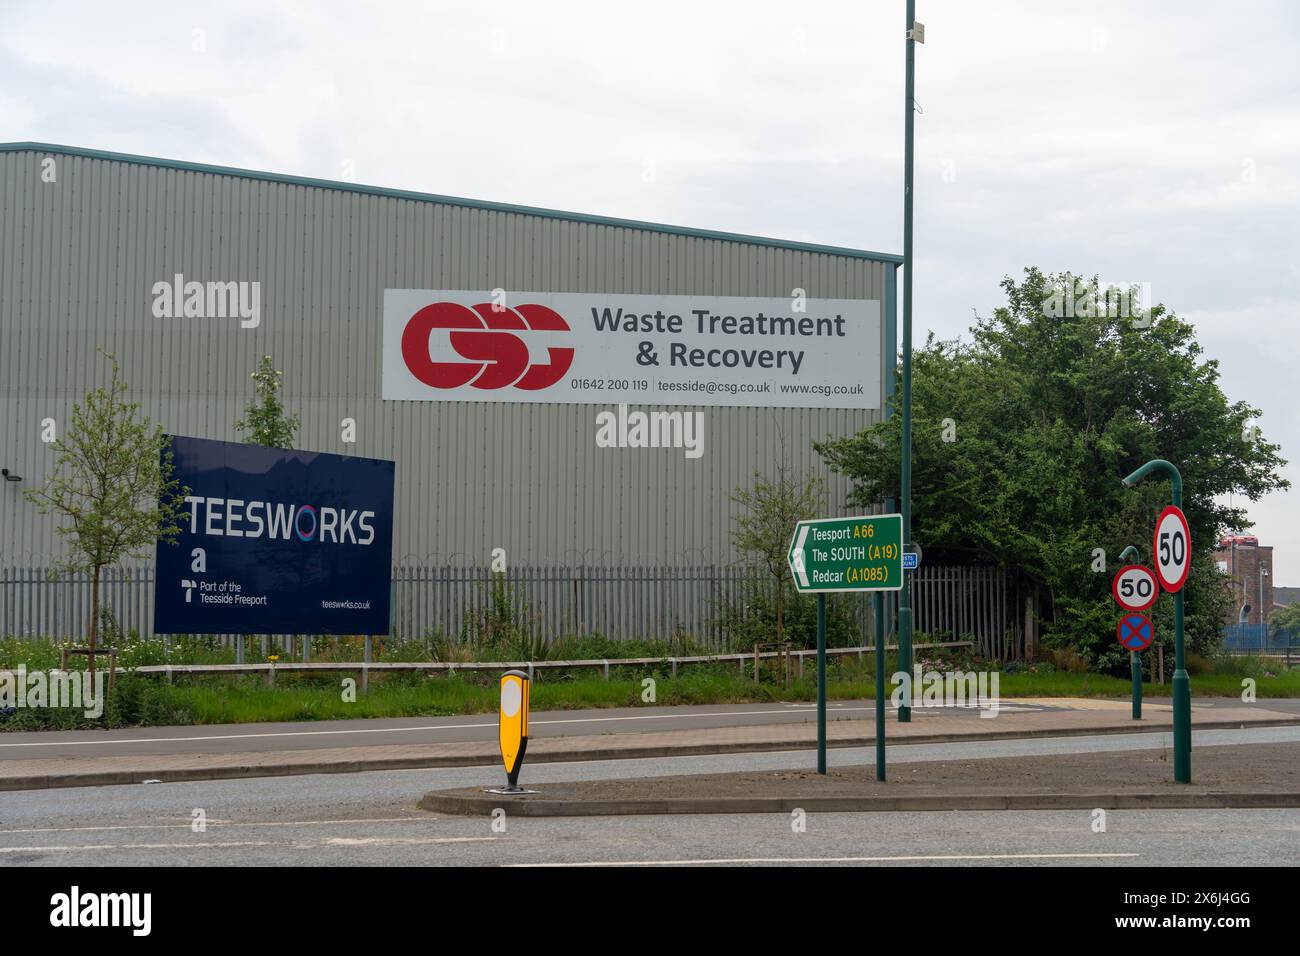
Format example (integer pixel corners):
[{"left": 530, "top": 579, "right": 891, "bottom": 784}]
[
  {"left": 789, "top": 514, "right": 904, "bottom": 775},
  {"left": 1121, "top": 459, "right": 1191, "bottom": 783},
  {"left": 1118, "top": 544, "right": 1143, "bottom": 720},
  {"left": 1131, "top": 649, "right": 1142, "bottom": 720},
  {"left": 898, "top": 0, "right": 923, "bottom": 724},
  {"left": 816, "top": 594, "right": 827, "bottom": 774},
  {"left": 873, "top": 591, "right": 886, "bottom": 780}
]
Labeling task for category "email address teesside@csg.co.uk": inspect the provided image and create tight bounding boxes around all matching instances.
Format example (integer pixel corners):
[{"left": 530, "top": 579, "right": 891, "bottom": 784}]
[{"left": 655, "top": 380, "right": 866, "bottom": 397}]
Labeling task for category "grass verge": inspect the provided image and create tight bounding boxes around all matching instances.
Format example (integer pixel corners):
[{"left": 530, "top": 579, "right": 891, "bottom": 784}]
[{"left": 2, "top": 655, "right": 1296, "bottom": 730}]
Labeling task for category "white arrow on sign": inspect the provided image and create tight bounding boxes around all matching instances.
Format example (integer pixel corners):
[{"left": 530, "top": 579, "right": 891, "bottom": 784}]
[{"left": 792, "top": 525, "right": 810, "bottom": 588}]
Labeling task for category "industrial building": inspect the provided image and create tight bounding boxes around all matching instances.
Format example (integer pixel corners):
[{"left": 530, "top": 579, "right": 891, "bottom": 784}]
[{"left": 0, "top": 143, "right": 899, "bottom": 573}]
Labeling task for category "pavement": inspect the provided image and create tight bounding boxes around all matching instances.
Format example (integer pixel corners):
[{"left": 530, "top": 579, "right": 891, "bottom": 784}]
[
  {"left": 2, "top": 696, "right": 1297, "bottom": 791},
  {"left": 422, "top": 740, "right": 1300, "bottom": 816}
]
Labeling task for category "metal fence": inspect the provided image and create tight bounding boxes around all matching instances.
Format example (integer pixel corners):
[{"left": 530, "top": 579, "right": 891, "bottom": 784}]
[
  {"left": 1222, "top": 623, "right": 1298, "bottom": 654},
  {"left": 887, "top": 564, "right": 1023, "bottom": 661},
  {"left": 1, "top": 563, "right": 1024, "bottom": 658}
]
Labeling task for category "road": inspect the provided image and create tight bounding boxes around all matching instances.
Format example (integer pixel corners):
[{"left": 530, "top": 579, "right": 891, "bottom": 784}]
[
  {"left": 3, "top": 726, "right": 1298, "bottom": 866},
  {"left": 2, "top": 696, "right": 1296, "bottom": 759}
]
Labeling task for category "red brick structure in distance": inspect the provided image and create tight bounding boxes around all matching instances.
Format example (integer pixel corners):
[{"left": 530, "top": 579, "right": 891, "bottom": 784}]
[{"left": 1214, "top": 535, "right": 1275, "bottom": 626}]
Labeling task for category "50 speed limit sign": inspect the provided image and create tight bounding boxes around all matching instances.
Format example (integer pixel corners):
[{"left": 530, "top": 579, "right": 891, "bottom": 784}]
[
  {"left": 1112, "top": 564, "right": 1158, "bottom": 612},
  {"left": 1154, "top": 505, "right": 1192, "bottom": 592}
]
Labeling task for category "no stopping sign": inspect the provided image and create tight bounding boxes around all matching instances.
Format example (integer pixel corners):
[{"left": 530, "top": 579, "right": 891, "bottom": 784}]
[{"left": 1117, "top": 613, "right": 1154, "bottom": 652}]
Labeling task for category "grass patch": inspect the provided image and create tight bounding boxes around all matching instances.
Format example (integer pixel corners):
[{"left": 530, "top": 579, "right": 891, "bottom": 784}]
[{"left": 2, "top": 653, "right": 1296, "bottom": 731}]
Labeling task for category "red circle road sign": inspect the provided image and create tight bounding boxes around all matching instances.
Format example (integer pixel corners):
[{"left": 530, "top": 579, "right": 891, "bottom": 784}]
[
  {"left": 1117, "top": 613, "right": 1154, "bottom": 652},
  {"left": 1112, "top": 564, "right": 1158, "bottom": 611},
  {"left": 1153, "top": 505, "right": 1191, "bottom": 593}
]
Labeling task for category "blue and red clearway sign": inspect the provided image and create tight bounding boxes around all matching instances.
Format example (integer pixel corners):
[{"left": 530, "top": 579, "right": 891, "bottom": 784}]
[
  {"left": 154, "top": 436, "right": 396, "bottom": 635},
  {"left": 1117, "top": 613, "right": 1154, "bottom": 652}
]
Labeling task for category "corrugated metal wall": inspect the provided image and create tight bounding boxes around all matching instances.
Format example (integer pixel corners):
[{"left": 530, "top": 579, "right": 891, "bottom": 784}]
[{"left": 0, "top": 146, "right": 895, "bottom": 567}]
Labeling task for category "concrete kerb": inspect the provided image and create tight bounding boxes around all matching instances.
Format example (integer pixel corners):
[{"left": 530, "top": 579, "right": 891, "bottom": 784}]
[{"left": 419, "top": 790, "right": 1300, "bottom": 816}]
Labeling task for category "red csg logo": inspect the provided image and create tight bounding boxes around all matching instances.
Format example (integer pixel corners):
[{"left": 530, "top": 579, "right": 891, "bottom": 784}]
[{"left": 401, "top": 302, "right": 575, "bottom": 390}]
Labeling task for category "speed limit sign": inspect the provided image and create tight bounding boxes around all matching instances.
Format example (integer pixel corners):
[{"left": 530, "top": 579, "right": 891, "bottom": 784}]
[
  {"left": 1112, "top": 564, "right": 1158, "bottom": 611},
  {"left": 1154, "top": 505, "right": 1191, "bottom": 592}
]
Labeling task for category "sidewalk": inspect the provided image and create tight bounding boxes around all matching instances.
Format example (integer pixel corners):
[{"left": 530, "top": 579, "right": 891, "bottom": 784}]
[
  {"left": 423, "top": 741, "right": 1300, "bottom": 816},
  {"left": 1, "top": 698, "right": 1295, "bottom": 791}
]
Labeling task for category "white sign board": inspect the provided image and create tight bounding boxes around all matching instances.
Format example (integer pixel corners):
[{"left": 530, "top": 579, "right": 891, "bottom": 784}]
[
  {"left": 1112, "top": 564, "right": 1158, "bottom": 612},
  {"left": 382, "top": 290, "right": 881, "bottom": 409},
  {"left": 1154, "top": 506, "right": 1191, "bottom": 593}
]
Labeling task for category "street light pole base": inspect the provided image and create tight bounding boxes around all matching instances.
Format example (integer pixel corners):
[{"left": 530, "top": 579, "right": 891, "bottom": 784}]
[{"left": 1173, "top": 669, "right": 1191, "bottom": 783}]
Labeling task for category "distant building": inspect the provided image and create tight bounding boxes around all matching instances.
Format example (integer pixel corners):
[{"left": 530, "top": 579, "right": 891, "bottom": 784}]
[
  {"left": 1213, "top": 535, "right": 1274, "bottom": 625},
  {"left": 1274, "top": 586, "right": 1299, "bottom": 607}
]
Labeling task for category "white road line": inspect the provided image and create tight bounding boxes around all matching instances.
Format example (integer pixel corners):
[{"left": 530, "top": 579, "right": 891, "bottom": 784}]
[
  {"left": 0, "top": 836, "right": 495, "bottom": 853},
  {"left": 0, "top": 703, "right": 1061, "bottom": 750},
  {"left": 0, "top": 841, "right": 280, "bottom": 852},
  {"left": 321, "top": 837, "right": 494, "bottom": 847},
  {"left": 4, "top": 817, "right": 431, "bottom": 834},
  {"left": 0, "top": 707, "right": 883, "bottom": 748},
  {"left": 511, "top": 852, "right": 1142, "bottom": 867}
]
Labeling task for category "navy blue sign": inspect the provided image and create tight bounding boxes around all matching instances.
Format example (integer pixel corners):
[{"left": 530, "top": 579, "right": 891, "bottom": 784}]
[{"left": 154, "top": 437, "right": 395, "bottom": 635}]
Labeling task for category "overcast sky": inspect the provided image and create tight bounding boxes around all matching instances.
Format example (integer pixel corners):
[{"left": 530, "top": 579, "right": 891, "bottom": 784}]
[{"left": 3, "top": 0, "right": 1297, "bottom": 580}]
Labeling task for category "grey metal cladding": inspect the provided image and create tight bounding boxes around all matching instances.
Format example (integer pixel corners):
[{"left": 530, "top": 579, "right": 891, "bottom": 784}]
[{"left": 0, "top": 145, "right": 896, "bottom": 566}]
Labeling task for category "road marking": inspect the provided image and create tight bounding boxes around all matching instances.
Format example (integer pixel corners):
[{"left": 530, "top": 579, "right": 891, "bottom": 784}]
[
  {"left": 3, "top": 816, "right": 431, "bottom": 834},
  {"left": 15, "top": 696, "right": 1269, "bottom": 756},
  {"left": 321, "top": 836, "right": 492, "bottom": 847},
  {"left": 0, "top": 702, "right": 1067, "bottom": 750},
  {"left": 0, "top": 841, "right": 281, "bottom": 852},
  {"left": 511, "top": 852, "right": 1142, "bottom": 867},
  {"left": 0, "top": 707, "right": 883, "bottom": 748},
  {"left": 0, "top": 836, "right": 495, "bottom": 853}
]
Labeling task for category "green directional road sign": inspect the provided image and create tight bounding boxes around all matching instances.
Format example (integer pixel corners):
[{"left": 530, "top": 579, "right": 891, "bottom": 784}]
[{"left": 787, "top": 514, "right": 905, "bottom": 593}]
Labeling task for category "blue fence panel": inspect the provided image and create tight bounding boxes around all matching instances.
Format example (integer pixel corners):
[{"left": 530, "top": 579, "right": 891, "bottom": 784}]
[{"left": 1222, "top": 623, "right": 1296, "bottom": 652}]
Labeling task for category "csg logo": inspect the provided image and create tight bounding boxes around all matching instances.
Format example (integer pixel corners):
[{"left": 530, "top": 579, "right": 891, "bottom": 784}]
[{"left": 400, "top": 302, "right": 575, "bottom": 390}]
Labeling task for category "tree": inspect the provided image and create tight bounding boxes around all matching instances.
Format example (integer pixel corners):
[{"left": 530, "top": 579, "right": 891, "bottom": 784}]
[
  {"left": 729, "top": 469, "right": 827, "bottom": 646},
  {"left": 1268, "top": 603, "right": 1300, "bottom": 646},
  {"left": 234, "top": 355, "right": 300, "bottom": 448},
  {"left": 24, "top": 352, "right": 188, "bottom": 680},
  {"left": 816, "top": 268, "right": 1288, "bottom": 671}
]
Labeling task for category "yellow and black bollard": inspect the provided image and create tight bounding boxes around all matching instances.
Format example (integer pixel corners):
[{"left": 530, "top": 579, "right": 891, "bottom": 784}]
[{"left": 494, "top": 669, "right": 531, "bottom": 793}]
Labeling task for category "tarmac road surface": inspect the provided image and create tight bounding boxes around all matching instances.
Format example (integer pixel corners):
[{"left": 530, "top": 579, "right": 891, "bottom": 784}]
[{"left": 2, "top": 725, "right": 1298, "bottom": 866}]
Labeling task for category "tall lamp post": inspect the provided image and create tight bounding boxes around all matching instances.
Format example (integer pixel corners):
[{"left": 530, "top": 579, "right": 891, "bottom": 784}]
[
  {"left": 1121, "top": 458, "right": 1190, "bottom": 783},
  {"left": 1258, "top": 564, "right": 1269, "bottom": 651},
  {"left": 897, "top": 0, "right": 923, "bottom": 722}
]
